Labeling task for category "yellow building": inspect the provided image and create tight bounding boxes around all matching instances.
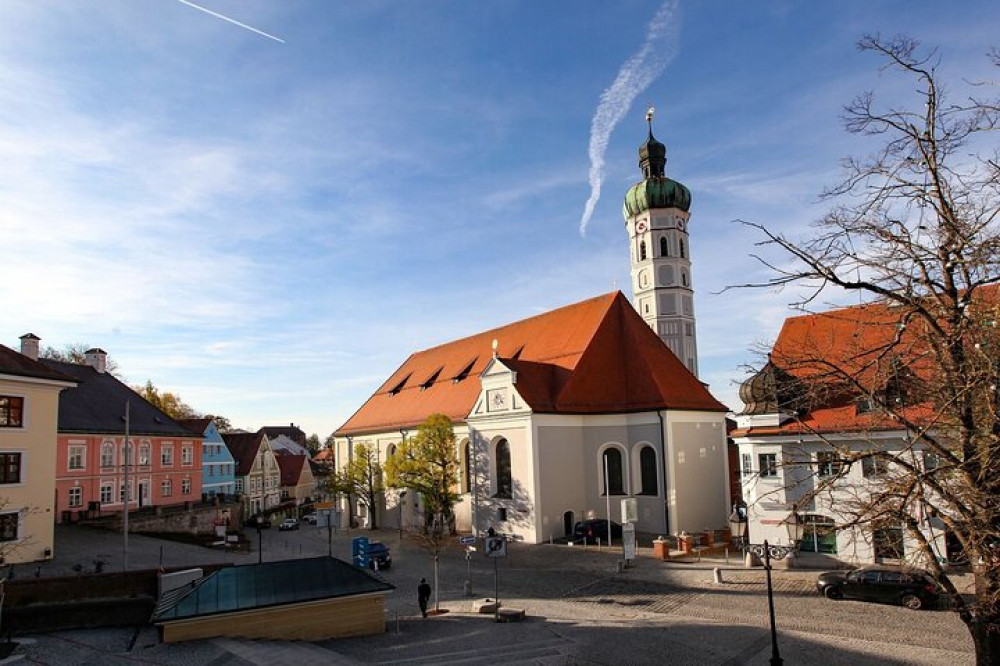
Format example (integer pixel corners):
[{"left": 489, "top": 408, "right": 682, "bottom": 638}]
[{"left": 0, "top": 337, "right": 76, "bottom": 564}]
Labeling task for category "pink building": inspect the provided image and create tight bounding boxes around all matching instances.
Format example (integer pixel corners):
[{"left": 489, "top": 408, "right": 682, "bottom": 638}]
[{"left": 17, "top": 340, "right": 204, "bottom": 522}]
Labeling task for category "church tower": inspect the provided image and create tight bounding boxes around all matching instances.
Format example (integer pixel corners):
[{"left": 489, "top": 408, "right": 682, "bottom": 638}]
[{"left": 623, "top": 109, "right": 698, "bottom": 376}]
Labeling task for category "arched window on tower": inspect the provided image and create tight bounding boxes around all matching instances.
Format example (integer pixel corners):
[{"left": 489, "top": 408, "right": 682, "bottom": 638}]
[
  {"left": 679, "top": 238, "right": 686, "bottom": 259},
  {"left": 639, "top": 241, "right": 647, "bottom": 261},
  {"left": 639, "top": 446, "right": 658, "bottom": 495},
  {"left": 660, "top": 236, "right": 668, "bottom": 257},
  {"left": 602, "top": 448, "right": 624, "bottom": 496},
  {"left": 495, "top": 438, "right": 512, "bottom": 499}
]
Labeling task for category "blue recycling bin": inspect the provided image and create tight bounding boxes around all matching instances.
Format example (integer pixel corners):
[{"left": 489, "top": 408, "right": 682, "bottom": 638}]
[{"left": 352, "top": 536, "right": 370, "bottom": 568}]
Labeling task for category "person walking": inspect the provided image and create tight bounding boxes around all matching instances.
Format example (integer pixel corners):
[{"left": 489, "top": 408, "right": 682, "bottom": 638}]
[{"left": 417, "top": 578, "right": 432, "bottom": 618}]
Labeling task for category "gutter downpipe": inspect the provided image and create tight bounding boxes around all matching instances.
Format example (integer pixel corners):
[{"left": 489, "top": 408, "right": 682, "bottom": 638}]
[{"left": 657, "top": 409, "right": 669, "bottom": 535}]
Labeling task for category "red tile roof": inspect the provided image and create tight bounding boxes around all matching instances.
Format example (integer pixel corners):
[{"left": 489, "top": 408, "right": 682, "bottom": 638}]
[
  {"left": 336, "top": 292, "right": 726, "bottom": 436},
  {"left": 275, "top": 452, "right": 307, "bottom": 487},
  {"left": 733, "top": 288, "right": 1000, "bottom": 437},
  {"left": 222, "top": 431, "right": 267, "bottom": 477}
]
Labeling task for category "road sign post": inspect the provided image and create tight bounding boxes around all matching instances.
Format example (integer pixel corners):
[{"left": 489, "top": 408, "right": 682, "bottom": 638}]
[{"left": 485, "top": 536, "right": 507, "bottom": 621}]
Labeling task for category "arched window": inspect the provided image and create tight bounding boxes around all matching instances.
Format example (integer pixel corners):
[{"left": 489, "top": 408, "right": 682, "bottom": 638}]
[
  {"left": 602, "top": 448, "right": 624, "bottom": 496},
  {"left": 660, "top": 236, "right": 668, "bottom": 257},
  {"left": 639, "top": 241, "right": 647, "bottom": 261},
  {"left": 387, "top": 444, "right": 396, "bottom": 460},
  {"left": 462, "top": 440, "right": 471, "bottom": 494},
  {"left": 495, "top": 438, "right": 512, "bottom": 499},
  {"left": 679, "top": 238, "right": 686, "bottom": 259},
  {"left": 639, "top": 446, "right": 658, "bottom": 495},
  {"left": 681, "top": 272, "right": 688, "bottom": 287},
  {"left": 100, "top": 441, "right": 115, "bottom": 468}
]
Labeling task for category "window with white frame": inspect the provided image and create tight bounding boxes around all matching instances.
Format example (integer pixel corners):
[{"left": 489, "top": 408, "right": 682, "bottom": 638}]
[
  {"left": 741, "top": 453, "right": 753, "bottom": 477},
  {"left": 181, "top": 445, "right": 193, "bottom": 466},
  {"left": 139, "top": 441, "right": 151, "bottom": 466},
  {"left": 161, "top": 444, "right": 174, "bottom": 467},
  {"left": 100, "top": 483, "right": 114, "bottom": 504},
  {"left": 817, "top": 452, "right": 843, "bottom": 478},
  {"left": 161, "top": 479, "right": 172, "bottom": 497},
  {"left": 182, "top": 478, "right": 191, "bottom": 494},
  {"left": 0, "top": 513, "right": 18, "bottom": 541},
  {"left": 101, "top": 441, "right": 115, "bottom": 468},
  {"left": 68, "top": 486, "right": 83, "bottom": 507},
  {"left": 119, "top": 481, "right": 132, "bottom": 503},
  {"left": 862, "top": 455, "right": 889, "bottom": 478},
  {"left": 0, "top": 452, "right": 22, "bottom": 484},
  {"left": 758, "top": 453, "right": 778, "bottom": 478},
  {"left": 69, "top": 445, "right": 86, "bottom": 470},
  {"left": 235, "top": 478, "right": 244, "bottom": 493}
]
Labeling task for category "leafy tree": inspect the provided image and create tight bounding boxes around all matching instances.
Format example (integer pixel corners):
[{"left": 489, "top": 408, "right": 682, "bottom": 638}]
[
  {"left": 134, "top": 380, "right": 199, "bottom": 420},
  {"left": 305, "top": 433, "right": 321, "bottom": 456},
  {"left": 736, "top": 35, "right": 1000, "bottom": 663},
  {"left": 384, "top": 413, "right": 461, "bottom": 532},
  {"left": 328, "top": 443, "right": 382, "bottom": 530},
  {"left": 204, "top": 414, "right": 233, "bottom": 432},
  {"left": 323, "top": 433, "right": 336, "bottom": 450},
  {"left": 384, "top": 413, "right": 462, "bottom": 613}
]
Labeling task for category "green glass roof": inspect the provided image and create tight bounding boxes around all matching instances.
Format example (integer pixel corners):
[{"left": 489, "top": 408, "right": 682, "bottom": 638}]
[{"left": 153, "top": 556, "right": 394, "bottom": 622}]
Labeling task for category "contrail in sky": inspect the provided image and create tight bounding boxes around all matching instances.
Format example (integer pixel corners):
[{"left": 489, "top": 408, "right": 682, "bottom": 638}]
[
  {"left": 176, "top": 0, "right": 285, "bottom": 43},
  {"left": 578, "top": 0, "right": 681, "bottom": 237}
]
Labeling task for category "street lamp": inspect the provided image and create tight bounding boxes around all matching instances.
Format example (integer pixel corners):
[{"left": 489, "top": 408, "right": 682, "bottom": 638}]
[
  {"left": 398, "top": 490, "right": 407, "bottom": 541},
  {"left": 729, "top": 507, "right": 803, "bottom": 666},
  {"left": 256, "top": 515, "right": 264, "bottom": 564}
]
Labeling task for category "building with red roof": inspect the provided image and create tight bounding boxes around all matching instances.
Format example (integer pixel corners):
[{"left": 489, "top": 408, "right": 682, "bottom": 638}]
[
  {"left": 731, "top": 300, "right": 966, "bottom": 566},
  {"left": 333, "top": 122, "right": 732, "bottom": 543}
]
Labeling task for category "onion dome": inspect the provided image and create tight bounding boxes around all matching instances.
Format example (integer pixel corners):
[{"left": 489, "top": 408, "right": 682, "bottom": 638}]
[
  {"left": 738, "top": 360, "right": 805, "bottom": 416},
  {"left": 622, "top": 110, "right": 691, "bottom": 218}
]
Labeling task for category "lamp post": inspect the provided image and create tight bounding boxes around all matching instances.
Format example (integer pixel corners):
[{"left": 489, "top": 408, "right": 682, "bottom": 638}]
[
  {"left": 256, "top": 515, "right": 264, "bottom": 564},
  {"left": 398, "top": 490, "right": 407, "bottom": 542},
  {"left": 729, "top": 507, "right": 804, "bottom": 666}
]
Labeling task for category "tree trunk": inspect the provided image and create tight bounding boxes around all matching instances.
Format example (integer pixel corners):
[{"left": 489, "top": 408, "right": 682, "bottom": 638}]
[{"left": 969, "top": 618, "right": 1000, "bottom": 666}]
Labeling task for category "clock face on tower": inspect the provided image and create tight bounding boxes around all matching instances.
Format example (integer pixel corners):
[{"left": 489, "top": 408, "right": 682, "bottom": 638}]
[
  {"left": 636, "top": 220, "right": 648, "bottom": 233},
  {"left": 677, "top": 219, "right": 686, "bottom": 232}
]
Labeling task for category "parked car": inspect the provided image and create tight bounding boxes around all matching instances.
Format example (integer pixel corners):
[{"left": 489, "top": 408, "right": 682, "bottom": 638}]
[
  {"left": 278, "top": 518, "right": 300, "bottom": 531},
  {"left": 367, "top": 541, "right": 392, "bottom": 570},
  {"left": 572, "top": 519, "right": 623, "bottom": 544},
  {"left": 816, "top": 565, "right": 940, "bottom": 610},
  {"left": 245, "top": 515, "right": 271, "bottom": 529},
  {"left": 303, "top": 513, "right": 318, "bottom": 525}
]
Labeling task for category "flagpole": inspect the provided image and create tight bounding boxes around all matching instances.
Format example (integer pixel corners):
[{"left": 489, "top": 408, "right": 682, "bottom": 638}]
[{"left": 123, "top": 400, "right": 130, "bottom": 572}]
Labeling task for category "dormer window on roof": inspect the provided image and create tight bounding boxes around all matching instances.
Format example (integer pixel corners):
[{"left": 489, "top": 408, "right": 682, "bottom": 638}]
[
  {"left": 420, "top": 368, "right": 443, "bottom": 391},
  {"left": 388, "top": 373, "right": 412, "bottom": 396},
  {"left": 452, "top": 358, "right": 477, "bottom": 383}
]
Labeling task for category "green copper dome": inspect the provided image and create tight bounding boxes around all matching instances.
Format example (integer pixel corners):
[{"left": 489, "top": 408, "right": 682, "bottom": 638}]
[
  {"left": 623, "top": 119, "right": 691, "bottom": 218},
  {"left": 623, "top": 177, "right": 691, "bottom": 217}
]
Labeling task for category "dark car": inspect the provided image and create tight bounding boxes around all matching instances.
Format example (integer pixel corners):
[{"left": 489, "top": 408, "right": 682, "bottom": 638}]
[
  {"left": 573, "top": 519, "right": 623, "bottom": 544},
  {"left": 278, "top": 518, "right": 299, "bottom": 531},
  {"left": 816, "top": 565, "right": 939, "bottom": 610},
  {"left": 367, "top": 541, "right": 392, "bottom": 570}
]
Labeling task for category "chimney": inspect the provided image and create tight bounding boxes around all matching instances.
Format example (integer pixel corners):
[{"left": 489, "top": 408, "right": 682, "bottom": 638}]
[
  {"left": 84, "top": 348, "right": 107, "bottom": 374},
  {"left": 19, "top": 333, "right": 40, "bottom": 361}
]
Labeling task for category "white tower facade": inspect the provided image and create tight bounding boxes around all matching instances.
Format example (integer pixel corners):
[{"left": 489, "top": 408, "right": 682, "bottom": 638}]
[{"left": 623, "top": 113, "right": 699, "bottom": 376}]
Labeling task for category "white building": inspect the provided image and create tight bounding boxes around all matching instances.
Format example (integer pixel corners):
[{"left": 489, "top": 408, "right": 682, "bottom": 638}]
[
  {"left": 333, "top": 120, "right": 732, "bottom": 543},
  {"left": 732, "top": 303, "right": 954, "bottom": 566}
]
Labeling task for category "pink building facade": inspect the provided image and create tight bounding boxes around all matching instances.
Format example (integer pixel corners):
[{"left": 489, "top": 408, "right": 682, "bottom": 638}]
[{"left": 56, "top": 432, "right": 203, "bottom": 522}]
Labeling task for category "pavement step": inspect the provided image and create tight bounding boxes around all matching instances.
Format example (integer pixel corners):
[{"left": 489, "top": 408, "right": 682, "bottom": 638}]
[
  {"left": 213, "top": 637, "right": 362, "bottom": 665},
  {"left": 377, "top": 637, "right": 570, "bottom": 666}
]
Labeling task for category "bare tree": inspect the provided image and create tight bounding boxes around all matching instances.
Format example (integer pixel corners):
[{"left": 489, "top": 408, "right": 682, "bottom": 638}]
[{"left": 735, "top": 35, "right": 1000, "bottom": 663}]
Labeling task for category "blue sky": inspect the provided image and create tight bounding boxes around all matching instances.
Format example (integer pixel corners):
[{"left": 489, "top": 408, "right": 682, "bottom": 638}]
[{"left": 2, "top": 1, "right": 998, "bottom": 438}]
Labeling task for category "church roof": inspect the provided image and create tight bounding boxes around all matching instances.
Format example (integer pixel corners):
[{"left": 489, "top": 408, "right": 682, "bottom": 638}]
[{"left": 336, "top": 292, "right": 726, "bottom": 436}]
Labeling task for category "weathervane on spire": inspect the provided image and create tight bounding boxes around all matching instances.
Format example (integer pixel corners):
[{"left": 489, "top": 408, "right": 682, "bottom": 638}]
[{"left": 646, "top": 105, "right": 655, "bottom": 135}]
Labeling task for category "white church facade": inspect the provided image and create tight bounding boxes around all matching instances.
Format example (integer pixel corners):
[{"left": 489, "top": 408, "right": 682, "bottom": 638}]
[{"left": 333, "top": 119, "right": 732, "bottom": 543}]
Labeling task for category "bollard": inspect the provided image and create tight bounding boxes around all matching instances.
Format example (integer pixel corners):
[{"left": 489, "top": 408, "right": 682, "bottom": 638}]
[{"left": 713, "top": 567, "right": 724, "bottom": 584}]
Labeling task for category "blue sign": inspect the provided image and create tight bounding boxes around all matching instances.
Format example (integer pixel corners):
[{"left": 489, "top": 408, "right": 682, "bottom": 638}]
[
  {"left": 459, "top": 535, "right": 476, "bottom": 545},
  {"left": 352, "top": 536, "right": 370, "bottom": 567}
]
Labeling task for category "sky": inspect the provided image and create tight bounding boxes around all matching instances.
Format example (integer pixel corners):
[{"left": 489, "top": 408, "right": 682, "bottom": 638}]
[{"left": 2, "top": 1, "right": 998, "bottom": 438}]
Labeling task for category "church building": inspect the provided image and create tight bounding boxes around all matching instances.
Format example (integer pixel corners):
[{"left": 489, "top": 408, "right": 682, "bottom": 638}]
[{"left": 333, "top": 118, "right": 731, "bottom": 543}]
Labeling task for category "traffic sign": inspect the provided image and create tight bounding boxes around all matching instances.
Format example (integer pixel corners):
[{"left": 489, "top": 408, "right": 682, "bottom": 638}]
[
  {"left": 485, "top": 536, "right": 507, "bottom": 558},
  {"left": 459, "top": 535, "right": 476, "bottom": 545}
]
